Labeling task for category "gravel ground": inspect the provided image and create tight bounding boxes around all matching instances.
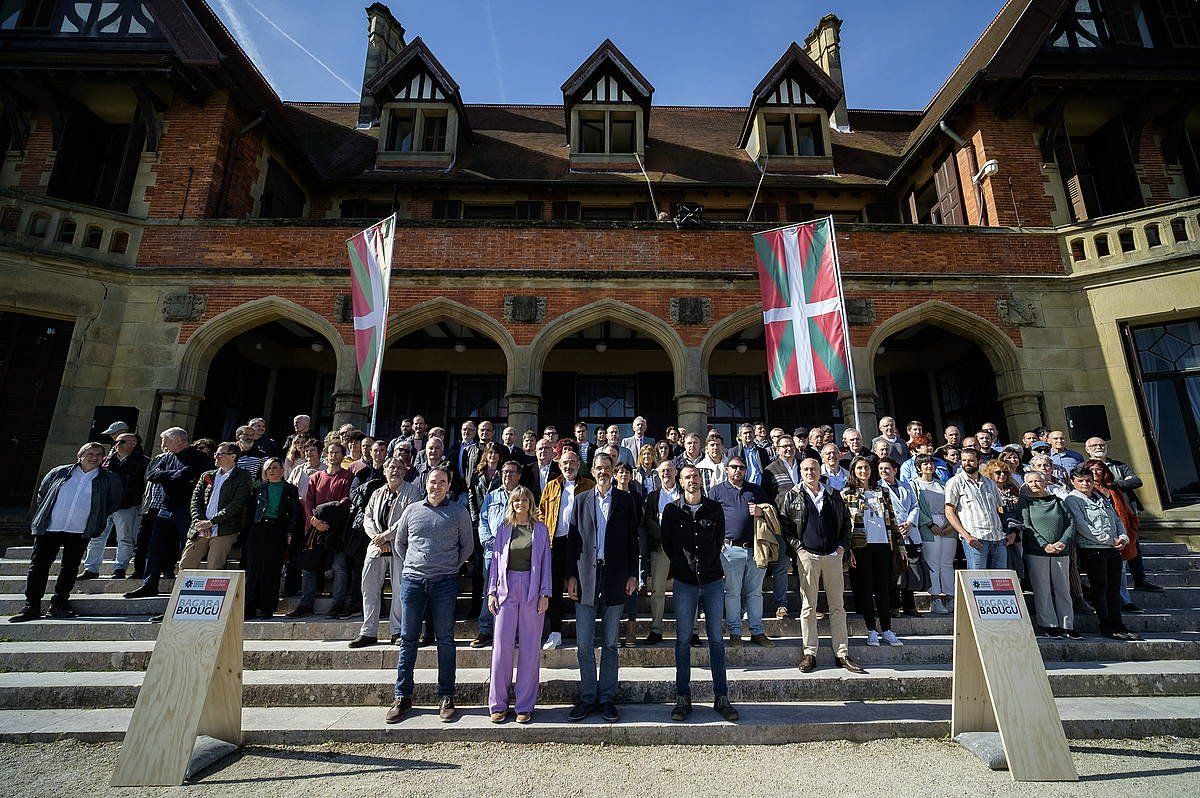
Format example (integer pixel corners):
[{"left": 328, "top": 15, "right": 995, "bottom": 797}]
[{"left": 2, "top": 738, "right": 1200, "bottom": 798}]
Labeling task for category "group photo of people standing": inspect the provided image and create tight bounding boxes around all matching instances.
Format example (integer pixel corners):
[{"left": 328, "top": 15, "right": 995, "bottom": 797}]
[{"left": 12, "top": 410, "right": 1160, "bottom": 724}]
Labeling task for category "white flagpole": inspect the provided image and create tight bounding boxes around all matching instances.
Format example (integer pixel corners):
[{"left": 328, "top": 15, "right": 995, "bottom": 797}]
[
  {"left": 367, "top": 214, "right": 396, "bottom": 437},
  {"left": 826, "top": 215, "right": 861, "bottom": 434}
]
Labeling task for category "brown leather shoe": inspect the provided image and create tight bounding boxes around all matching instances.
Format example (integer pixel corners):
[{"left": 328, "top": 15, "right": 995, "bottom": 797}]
[
  {"left": 728, "top": 633, "right": 743, "bottom": 648},
  {"left": 438, "top": 696, "right": 457, "bottom": 722},
  {"left": 836, "top": 655, "right": 867, "bottom": 674},
  {"left": 385, "top": 696, "right": 412, "bottom": 724},
  {"left": 798, "top": 653, "right": 817, "bottom": 673},
  {"left": 750, "top": 633, "right": 775, "bottom": 648},
  {"left": 489, "top": 711, "right": 506, "bottom": 724},
  {"left": 515, "top": 712, "right": 533, "bottom": 724}
]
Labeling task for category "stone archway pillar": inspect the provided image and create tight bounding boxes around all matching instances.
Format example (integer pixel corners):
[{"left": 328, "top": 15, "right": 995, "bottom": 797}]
[
  {"left": 676, "top": 393, "right": 709, "bottom": 436},
  {"left": 157, "top": 390, "right": 204, "bottom": 438},
  {"left": 999, "top": 391, "right": 1043, "bottom": 442},
  {"left": 507, "top": 393, "right": 541, "bottom": 434},
  {"left": 839, "top": 389, "right": 878, "bottom": 436},
  {"left": 333, "top": 391, "right": 369, "bottom": 431}
]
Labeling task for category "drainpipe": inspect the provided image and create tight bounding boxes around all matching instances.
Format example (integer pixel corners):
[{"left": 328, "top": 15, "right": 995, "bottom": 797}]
[{"left": 215, "top": 111, "right": 266, "bottom": 217}]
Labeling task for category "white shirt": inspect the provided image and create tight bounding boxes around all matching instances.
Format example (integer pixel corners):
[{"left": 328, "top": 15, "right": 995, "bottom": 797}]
[
  {"left": 206, "top": 467, "right": 233, "bottom": 536},
  {"left": 657, "top": 485, "right": 681, "bottom": 519},
  {"left": 557, "top": 479, "right": 577, "bottom": 538},
  {"left": 801, "top": 481, "right": 825, "bottom": 513},
  {"left": 781, "top": 458, "right": 799, "bottom": 486},
  {"left": 595, "top": 487, "right": 612, "bottom": 559},
  {"left": 48, "top": 465, "right": 98, "bottom": 533},
  {"left": 861, "top": 489, "right": 891, "bottom": 545}
]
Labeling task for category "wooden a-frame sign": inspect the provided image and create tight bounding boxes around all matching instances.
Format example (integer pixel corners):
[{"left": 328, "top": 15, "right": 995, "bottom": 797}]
[
  {"left": 112, "top": 569, "right": 244, "bottom": 786},
  {"left": 951, "top": 569, "right": 1077, "bottom": 781}
]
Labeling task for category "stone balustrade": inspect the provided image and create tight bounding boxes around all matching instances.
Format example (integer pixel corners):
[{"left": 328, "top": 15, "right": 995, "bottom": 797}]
[
  {"left": 0, "top": 189, "right": 142, "bottom": 267},
  {"left": 1062, "top": 197, "right": 1200, "bottom": 273}
]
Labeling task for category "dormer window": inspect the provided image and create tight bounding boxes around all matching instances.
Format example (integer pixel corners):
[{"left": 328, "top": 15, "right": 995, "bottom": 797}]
[
  {"left": 561, "top": 40, "right": 654, "bottom": 167},
  {"left": 383, "top": 106, "right": 449, "bottom": 153},
  {"left": 764, "top": 113, "right": 824, "bottom": 157},
  {"left": 739, "top": 43, "right": 844, "bottom": 173},
  {"left": 575, "top": 108, "right": 639, "bottom": 155},
  {"left": 363, "top": 37, "right": 473, "bottom": 169}
]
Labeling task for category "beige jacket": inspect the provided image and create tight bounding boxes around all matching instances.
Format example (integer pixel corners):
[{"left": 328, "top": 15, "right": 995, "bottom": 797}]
[{"left": 753, "top": 503, "right": 782, "bottom": 568}]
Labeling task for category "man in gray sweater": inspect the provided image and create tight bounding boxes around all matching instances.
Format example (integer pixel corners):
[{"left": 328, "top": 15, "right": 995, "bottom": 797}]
[{"left": 386, "top": 466, "right": 474, "bottom": 724}]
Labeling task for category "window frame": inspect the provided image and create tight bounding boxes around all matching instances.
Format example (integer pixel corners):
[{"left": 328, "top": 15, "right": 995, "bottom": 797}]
[
  {"left": 569, "top": 104, "right": 644, "bottom": 161},
  {"left": 753, "top": 108, "right": 830, "bottom": 162},
  {"left": 379, "top": 103, "right": 456, "bottom": 159}
]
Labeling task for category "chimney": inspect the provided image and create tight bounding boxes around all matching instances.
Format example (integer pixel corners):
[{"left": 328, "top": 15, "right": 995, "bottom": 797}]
[
  {"left": 357, "top": 3, "right": 406, "bottom": 129},
  {"left": 804, "top": 13, "right": 849, "bottom": 132}
]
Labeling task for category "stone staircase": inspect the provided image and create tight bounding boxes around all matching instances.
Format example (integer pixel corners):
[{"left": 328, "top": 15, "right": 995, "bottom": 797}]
[{"left": 0, "top": 539, "right": 1198, "bottom": 744}]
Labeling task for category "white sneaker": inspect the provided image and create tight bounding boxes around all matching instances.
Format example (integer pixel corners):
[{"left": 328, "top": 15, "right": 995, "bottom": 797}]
[
  {"left": 542, "top": 632, "right": 562, "bottom": 650},
  {"left": 881, "top": 630, "right": 904, "bottom": 646},
  {"left": 866, "top": 630, "right": 880, "bottom": 646}
]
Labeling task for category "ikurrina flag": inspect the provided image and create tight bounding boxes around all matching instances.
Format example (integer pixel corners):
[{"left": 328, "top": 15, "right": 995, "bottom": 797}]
[
  {"left": 345, "top": 215, "right": 396, "bottom": 406},
  {"left": 752, "top": 218, "right": 851, "bottom": 398}
]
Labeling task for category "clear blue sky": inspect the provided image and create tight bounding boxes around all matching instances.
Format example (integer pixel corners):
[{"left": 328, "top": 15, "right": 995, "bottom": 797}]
[{"left": 211, "top": 0, "right": 1007, "bottom": 110}]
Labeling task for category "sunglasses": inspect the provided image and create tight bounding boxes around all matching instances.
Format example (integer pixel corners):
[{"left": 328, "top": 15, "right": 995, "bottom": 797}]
[{"left": 727, "top": 464, "right": 746, "bottom": 470}]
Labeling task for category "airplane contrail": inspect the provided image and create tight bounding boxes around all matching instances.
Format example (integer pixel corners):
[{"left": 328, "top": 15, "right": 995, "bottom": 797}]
[
  {"left": 213, "top": 0, "right": 277, "bottom": 90},
  {"left": 244, "top": 0, "right": 360, "bottom": 99}
]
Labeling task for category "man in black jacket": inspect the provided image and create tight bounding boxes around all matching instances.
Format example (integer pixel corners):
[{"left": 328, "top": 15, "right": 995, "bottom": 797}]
[
  {"left": 660, "top": 464, "right": 739, "bottom": 722},
  {"left": 80, "top": 432, "right": 149, "bottom": 580},
  {"left": 565, "top": 452, "right": 638, "bottom": 723},
  {"left": 777, "top": 458, "right": 865, "bottom": 675},
  {"left": 125, "top": 428, "right": 210, "bottom": 598}
]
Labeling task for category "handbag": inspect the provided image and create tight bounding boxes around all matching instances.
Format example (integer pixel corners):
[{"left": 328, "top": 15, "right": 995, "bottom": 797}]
[
  {"left": 899, "top": 545, "right": 932, "bottom": 592},
  {"left": 891, "top": 544, "right": 908, "bottom": 578}
]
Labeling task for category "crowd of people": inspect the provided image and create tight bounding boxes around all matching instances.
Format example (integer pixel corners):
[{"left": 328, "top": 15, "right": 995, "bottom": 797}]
[{"left": 11, "top": 410, "right": 1160, "bottom": 724}]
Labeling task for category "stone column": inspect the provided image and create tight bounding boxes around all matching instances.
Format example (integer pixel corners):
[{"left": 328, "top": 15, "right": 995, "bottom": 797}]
[
  {"left": 999, "top": 391, "right": 1043, "bottom": 442},
  {"left": 676, "top": 392, "right": 709, "bottom": 436},
  {"left": 839, "top": 390, "right": 878, "bottom": 436},
  {"left": 156, "top": 390, "right": 204, "bottom": 437},
  {"left": 333, "top": 391, "right": 369, "bottom": 431},
  {"left": 507, "top": 393, "right": 540, "bottom": 435}
]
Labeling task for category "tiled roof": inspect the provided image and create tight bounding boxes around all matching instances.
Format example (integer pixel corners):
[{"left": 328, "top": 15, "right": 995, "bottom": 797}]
[{"left": 283, "top": 102, "right": 914, "bottom": 187}]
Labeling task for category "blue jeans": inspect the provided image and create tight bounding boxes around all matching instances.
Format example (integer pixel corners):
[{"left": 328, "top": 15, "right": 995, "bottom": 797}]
[
  {"left": 477, "top": 552, "right": 494, "bottom": 635},
  {"left": 575, "top": 599, "right": 623, "bottom": 704},
  {"left": 963, "top": 538, "right": 1007, "bottom": 570},
  {"left": 300, "top": 568, "right": 320, "bottom": 608},
  {"left": 721, "top": 544, "right": 765, "bottom": 635},
  {"left": 673, "top": 579, "right": 728, "bottom": 697},
  {"left": 394, "top": 575, "right": 458, "bottom": 699}
]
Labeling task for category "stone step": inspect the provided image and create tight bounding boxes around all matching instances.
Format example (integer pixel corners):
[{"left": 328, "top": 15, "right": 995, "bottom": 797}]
[
  {"left": 4, "top": 609, "right": 1195, "bottom": 642},
  {"left": 2, "top": 696, "right": 1198, "bottom": 744},
  {"left": 0, "top": 659, "right": 1196, "bottom": 710},
  {"left": 0, "top": 634, "right": 1195, "bottom": 673}
]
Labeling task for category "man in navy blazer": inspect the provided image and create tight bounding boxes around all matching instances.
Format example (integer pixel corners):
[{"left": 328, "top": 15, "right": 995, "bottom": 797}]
[
  {"left": 726, "top": 423, "right": 771, "bottom": 487},
  {"left": 565, "top": 451, "right": 638, "bottom": 724}
]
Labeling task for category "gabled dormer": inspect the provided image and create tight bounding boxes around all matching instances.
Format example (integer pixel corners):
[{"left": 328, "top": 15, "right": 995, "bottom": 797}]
[
  {"left": 560, "top": 39, "right": 653, "bottom": 167},
  {"left": 363, "top": 37, "right": 471, "bottom": 168},
  {"left": 739, "top": 42, "right": 843, "bottom": 173}
]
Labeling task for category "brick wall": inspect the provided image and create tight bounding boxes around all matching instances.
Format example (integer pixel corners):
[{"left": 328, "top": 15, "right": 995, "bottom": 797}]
[
  {"left": 138, "top": 221, "right": 1065, "bottom": 276},
  {"left": 957, "top": 104, "right": 1058, "bottom": 228},
  {"left": 16, "top": 113, "right": 55, "bottom": 194},
  {"left": 144, "top": 91, "right": 235, "bottom": 219}
]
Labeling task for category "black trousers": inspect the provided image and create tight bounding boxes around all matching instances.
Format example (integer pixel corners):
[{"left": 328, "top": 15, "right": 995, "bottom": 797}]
[
  {"left": 1080, "top": 547, "right": 1127, "bottom": 634},
  {"left": 132, "top": 507, "right": 157, "bottom": 577},
  {"left": 282, "top": 526, "right": 305, "bottom": 596},
  {"left": 850, "top": 543, "right": 893, "bottom": 632},
  {"left": 546, "top": 538, "right": 571, "bottom": 635},
  {"left": 25, "top": 532, "right": 87, "bottom": 608},
  {"left": 244, "top": 519, "right": 286, "bottom": 617}
]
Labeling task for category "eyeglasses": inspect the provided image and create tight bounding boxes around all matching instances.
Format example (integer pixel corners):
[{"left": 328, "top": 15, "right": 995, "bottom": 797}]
[
  {"left": 727, "top": 464, "right": 746, "bottom": 470},
  {"left": 216, "top": 450, "right": 237, "bottom": 457}
]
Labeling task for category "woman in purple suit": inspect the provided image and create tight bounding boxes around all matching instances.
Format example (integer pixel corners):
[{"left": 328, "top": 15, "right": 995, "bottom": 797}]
[{"left": 486, "top": 484, "right": 552, "bottom": 723}]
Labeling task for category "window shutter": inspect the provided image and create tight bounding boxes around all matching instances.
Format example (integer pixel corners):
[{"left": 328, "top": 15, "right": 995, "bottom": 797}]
[
  {"left": 1066, "top": 174, "right": 1094, "bottom": 222},
  {"left": 933, "top": 154, "right": 965, "bottom": 225}
]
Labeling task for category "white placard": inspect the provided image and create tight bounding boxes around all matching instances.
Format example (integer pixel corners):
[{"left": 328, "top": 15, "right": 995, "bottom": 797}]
[{"left": 171, "top": 576, "right": 230, "bottom": 622}]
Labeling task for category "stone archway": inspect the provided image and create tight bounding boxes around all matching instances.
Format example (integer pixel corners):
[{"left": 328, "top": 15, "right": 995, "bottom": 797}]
[
  {"left": 170, "top": 296, "right": 351, "bottom": 436},
  {"left": 864, "top": 300, "right": 1039, "bottom": 440}
]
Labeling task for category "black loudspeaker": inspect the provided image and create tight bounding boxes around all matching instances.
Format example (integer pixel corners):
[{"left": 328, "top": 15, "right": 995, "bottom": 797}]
[
  {"left": 89, "top": 406, "right": 140, "bottom": 443},
  {"left": 1064, "top": 405, "right": 1110, "bottom": 443}
]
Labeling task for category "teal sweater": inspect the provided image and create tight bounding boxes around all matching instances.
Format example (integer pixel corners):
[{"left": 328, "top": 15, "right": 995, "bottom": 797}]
[{"left": 1020, "top": 494, "right": 1074, "bottom": 556}]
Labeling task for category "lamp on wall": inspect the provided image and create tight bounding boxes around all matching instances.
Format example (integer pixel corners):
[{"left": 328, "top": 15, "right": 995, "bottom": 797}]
[
  {"left": 310, "top": 342, "right": 324, "bottom": 352},
  {"left": 454, "top": 342, "right": 467, "bottom": 353},
  {"left": 735, "top": 342, "right": 748, "bottom": 354},
  {"left": 595, "top": 342, "right": 608, "bottom": 353}
]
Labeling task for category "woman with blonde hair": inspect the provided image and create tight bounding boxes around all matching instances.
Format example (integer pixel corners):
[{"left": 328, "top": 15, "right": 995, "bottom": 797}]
[
  {"left": 634, "top": 444, "right": 659, "bottom": 491},
  {"left": 486, "top": 484, "right": 551, "bottom": 723}
]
